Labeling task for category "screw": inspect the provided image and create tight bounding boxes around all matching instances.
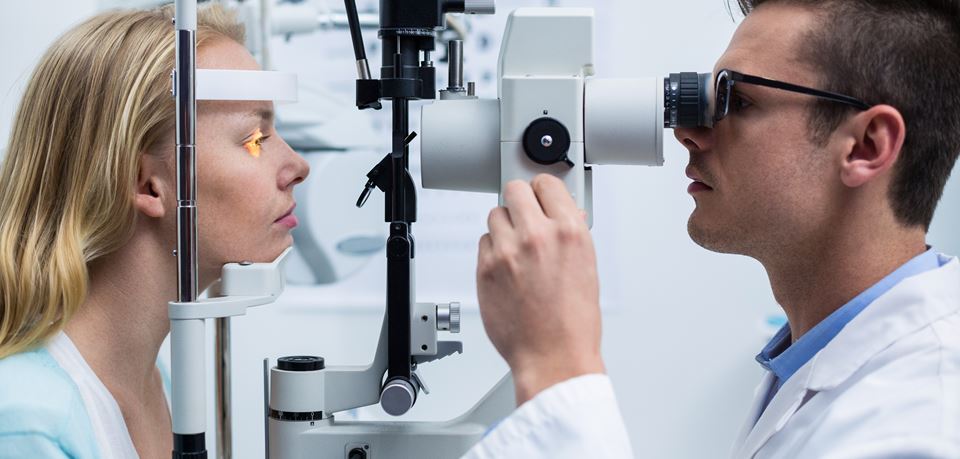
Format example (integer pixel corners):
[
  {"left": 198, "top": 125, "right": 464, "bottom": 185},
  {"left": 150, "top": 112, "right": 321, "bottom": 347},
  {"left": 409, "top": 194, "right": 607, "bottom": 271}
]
[{"left": 541, "top": 135, "right": 553, "bottom": 148}]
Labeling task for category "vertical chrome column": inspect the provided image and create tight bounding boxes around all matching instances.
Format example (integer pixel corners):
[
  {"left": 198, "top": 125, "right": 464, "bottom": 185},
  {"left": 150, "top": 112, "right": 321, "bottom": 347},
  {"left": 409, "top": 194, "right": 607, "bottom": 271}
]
[
  {"left": 171, "top": 1, "right": 207, "bottom": 457},
  {"left": 175, "top": 32, "right": 198, "bottom": 305}
]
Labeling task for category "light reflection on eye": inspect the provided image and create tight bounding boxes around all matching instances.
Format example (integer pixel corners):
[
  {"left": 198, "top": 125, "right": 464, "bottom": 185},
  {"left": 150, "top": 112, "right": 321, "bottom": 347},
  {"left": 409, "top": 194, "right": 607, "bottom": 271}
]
[{"left": 243, "top": 128, "right": 265, "bottom": 158}]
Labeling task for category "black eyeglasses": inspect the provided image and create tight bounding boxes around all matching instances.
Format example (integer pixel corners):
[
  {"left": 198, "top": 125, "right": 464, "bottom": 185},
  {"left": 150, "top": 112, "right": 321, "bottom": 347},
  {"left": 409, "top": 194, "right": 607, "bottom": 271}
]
[{"left": 714, "top": 69, "right": 872, "bottom": 124}]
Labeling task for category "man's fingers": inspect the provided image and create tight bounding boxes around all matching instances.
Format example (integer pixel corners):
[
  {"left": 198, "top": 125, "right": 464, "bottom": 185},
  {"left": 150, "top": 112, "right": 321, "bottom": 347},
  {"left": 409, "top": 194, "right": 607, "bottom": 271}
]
[
  {"left": 478, "top": 232, "right": 493, "bottom": 264},
  {"left": 487, "top": 206, "right": 514, "bottom": 237},
  {"left": 502, "top": 179, "right": 546, "bottom": 230},
  {"left": 531, "top": 174, "right": 580, "bottom": 221}
]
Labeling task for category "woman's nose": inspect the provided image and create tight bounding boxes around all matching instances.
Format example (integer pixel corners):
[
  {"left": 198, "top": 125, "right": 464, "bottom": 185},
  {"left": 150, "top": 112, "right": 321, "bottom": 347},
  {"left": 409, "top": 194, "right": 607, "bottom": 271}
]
[{"left": 277, "top": 139, "right": 310, "bottom": 189}]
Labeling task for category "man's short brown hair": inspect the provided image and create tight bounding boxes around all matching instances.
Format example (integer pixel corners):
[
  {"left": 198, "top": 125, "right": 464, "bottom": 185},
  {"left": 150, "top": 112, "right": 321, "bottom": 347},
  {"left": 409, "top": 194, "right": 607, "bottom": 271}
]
[{"left": 734, "top": 0, "right": 960, "bottom": 230}]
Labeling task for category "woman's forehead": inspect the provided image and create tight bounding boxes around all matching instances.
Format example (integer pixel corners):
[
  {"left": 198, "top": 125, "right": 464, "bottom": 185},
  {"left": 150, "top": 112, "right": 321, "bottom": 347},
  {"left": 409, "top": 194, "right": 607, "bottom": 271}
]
[
  {"left": 197, "top": 38, "right": 260, "bottom": 71},
  {"left": 198, "top": 99, "right": 273, "bottom": 120}
]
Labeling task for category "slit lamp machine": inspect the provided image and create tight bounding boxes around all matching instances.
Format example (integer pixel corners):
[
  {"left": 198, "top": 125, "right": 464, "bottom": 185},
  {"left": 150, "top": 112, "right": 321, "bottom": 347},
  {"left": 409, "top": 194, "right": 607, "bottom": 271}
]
[{"left": 167, "top": 0, "right": 713, "bottom": 457}]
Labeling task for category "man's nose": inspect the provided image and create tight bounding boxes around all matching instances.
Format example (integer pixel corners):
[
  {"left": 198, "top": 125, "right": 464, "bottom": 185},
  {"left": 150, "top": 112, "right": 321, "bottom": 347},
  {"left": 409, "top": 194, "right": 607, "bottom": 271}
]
[{"left": 673, "top": 126, "right": 713, "bottom": 153}]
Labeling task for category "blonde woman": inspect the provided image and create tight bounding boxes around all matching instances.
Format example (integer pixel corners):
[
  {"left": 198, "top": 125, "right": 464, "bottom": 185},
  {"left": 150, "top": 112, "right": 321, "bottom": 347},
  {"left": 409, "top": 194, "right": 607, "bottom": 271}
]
[{"left": 0, "top": 4, "right": 309, "bottom": 457}]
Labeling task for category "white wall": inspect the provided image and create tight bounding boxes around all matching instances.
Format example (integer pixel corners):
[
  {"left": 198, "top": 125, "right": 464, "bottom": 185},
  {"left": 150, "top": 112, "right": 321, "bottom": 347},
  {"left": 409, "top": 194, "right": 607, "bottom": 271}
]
[{"left": 0, "top": 0, "right": 99, "bottom": 150}]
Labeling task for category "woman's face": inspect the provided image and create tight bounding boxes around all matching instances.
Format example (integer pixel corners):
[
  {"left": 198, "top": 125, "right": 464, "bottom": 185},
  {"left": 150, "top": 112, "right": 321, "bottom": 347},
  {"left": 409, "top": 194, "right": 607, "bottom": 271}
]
[{"left": 192, "top": 38, "right": 310, "bottom": 279}]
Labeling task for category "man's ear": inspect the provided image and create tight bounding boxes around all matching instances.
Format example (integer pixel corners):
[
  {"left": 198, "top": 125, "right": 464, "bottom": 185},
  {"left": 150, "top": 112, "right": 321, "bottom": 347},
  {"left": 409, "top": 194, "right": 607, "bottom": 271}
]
[
  {"left": 838, "top": 104, "right": 906, "bottom": 188},
  {"left": 134, "top": 154, "right": 169, "bottom": 219}
]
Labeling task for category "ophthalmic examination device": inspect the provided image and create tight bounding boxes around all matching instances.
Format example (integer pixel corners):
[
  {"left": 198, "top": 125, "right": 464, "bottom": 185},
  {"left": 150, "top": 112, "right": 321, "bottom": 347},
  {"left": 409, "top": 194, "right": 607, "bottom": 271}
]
[{"left": 166, "top": 0, "right": 714, "bottom": 457}]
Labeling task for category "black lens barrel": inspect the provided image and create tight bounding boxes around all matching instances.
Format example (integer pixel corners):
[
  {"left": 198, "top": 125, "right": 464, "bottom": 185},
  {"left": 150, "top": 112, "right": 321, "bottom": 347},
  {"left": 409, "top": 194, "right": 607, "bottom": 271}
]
[{"left": 664, "top": 72, "right": 712, "bottom": 128}]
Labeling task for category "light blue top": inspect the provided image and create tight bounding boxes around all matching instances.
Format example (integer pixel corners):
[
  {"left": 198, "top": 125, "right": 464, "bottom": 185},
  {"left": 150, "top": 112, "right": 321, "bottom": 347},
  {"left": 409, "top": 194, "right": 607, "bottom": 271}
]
[
  {"left": 756, "top": 247, "right": 944, "bottom": 400},
  {"left": 0, "top": 347, "right": 101, "bottom": 458},
  {"left": 0, "top": 342, "right": 171, "bottom": 458}
]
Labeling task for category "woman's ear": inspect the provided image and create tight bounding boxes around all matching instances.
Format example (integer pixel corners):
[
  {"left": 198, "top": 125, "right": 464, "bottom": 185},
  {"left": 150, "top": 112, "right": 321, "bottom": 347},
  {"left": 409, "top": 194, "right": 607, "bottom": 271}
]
[
  {"left": 134, "top": 154, "right": 170, "bottom": 219},
  {"left": 838, "top": 104, "right": 906, "bottom": 188}
]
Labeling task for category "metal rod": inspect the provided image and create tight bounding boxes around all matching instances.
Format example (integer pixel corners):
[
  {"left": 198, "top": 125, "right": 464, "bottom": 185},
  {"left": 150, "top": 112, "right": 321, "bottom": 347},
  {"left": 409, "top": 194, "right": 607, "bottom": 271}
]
[
  {"left": 215, "top": 318, "right": 232, "bottom": 459},
  {"left": 343, "top": 0, "right": 367, "bottom": 61},
  {"left": 263, "top": 358, "right": 270, "bottom": 459},
  {"left": 172, "top": 1, "right": 207, "bottom": 457},
  {"left": 448, "top": 40, "right": 463, "bottom": 90},
  {"left": 343, "top": 0, "right": 372, "bottom": 80},
  {"left": 175, "top": 29, "right": 197, "bottom": 306},
  {"left": 317, "top": 13, "right": 379, "bottom": 30}
]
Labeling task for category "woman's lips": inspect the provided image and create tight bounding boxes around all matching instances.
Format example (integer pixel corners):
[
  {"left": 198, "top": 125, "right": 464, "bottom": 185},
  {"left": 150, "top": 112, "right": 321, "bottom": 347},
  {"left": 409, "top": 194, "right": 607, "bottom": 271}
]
[
  {"left": 275, "top": 213, "right": 299, "bottom": 229},
  {"left": 275, "top": 203, "right": 298, "bottom": 229}
]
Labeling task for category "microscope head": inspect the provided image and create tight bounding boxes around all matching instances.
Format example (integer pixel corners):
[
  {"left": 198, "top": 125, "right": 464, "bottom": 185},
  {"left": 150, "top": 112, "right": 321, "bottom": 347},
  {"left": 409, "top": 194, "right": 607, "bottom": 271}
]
[{"left": 421, "top": 8, "right": 672, "bottom": 224}]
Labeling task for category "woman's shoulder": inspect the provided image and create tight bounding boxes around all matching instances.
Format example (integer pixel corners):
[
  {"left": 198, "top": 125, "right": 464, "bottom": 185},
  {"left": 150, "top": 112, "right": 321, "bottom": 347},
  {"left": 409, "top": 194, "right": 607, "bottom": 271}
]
[
  {"left": 0, "top": 347, "right": 80, "bottom": 416},
  {"left": 0, "top": 347, "right": 100, "bottom": 458}
]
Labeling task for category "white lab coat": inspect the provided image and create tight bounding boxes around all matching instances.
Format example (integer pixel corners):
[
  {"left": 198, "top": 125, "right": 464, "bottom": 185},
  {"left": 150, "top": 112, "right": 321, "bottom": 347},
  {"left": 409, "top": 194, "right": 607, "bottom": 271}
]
[{"left": 464, "top": 254, "right": 960, "bottom": 458}]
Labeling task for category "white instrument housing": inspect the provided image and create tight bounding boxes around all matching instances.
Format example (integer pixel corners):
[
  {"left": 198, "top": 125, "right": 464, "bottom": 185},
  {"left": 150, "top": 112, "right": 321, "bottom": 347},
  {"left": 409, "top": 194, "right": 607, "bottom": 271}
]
[{"left": 421, "top": 8, "right": 664, "bottom": 223}]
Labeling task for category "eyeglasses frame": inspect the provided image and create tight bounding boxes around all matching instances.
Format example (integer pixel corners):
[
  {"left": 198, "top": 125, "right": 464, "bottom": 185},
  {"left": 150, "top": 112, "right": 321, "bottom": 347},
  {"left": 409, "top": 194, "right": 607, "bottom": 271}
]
[{"left": 713, "top": 68, "right": 872, "bottom": 124}]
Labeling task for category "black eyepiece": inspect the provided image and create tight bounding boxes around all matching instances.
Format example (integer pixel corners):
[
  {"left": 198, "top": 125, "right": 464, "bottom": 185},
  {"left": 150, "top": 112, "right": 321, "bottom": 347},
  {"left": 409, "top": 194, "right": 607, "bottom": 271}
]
[{"left": 664, "top": 72, "right": 712, "bottom": 128}]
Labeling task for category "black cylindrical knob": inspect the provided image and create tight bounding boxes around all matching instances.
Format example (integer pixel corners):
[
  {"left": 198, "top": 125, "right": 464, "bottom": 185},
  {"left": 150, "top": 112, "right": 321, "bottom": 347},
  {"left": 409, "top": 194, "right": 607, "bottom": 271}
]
[
  {"left": 522, "top": 117, "right": 572, "bottom": 166},
  {"left": 277, "top": 355, "right": 325, "bottom": 372}
]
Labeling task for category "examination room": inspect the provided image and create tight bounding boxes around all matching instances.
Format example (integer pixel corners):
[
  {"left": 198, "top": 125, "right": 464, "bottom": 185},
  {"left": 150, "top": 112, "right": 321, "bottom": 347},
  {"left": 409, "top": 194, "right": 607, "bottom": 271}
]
[{"left": 1, "top": 0, "right": 959, "bottom": 457}]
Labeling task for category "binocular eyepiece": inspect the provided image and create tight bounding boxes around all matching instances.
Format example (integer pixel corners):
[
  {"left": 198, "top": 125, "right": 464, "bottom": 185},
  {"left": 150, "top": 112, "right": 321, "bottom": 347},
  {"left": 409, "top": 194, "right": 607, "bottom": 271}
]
[{"left": 663, "top": 72, "right": 713, "bottom": 129}]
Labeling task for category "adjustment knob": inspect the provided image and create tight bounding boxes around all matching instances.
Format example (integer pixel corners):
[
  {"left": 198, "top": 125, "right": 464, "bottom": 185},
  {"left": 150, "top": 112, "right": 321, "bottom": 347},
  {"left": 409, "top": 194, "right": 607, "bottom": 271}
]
[
  {"left": 436, "top": 302, "right": 461, "bottom": 333},
  {"left": 522, "top": 117, "right": 573, "bottom": 167},
  {"left": 277, "top": 355, "right": 325, "bottom": 372},
  {"left": 380, "top": 377, "right": 417, "bottom": 416}
]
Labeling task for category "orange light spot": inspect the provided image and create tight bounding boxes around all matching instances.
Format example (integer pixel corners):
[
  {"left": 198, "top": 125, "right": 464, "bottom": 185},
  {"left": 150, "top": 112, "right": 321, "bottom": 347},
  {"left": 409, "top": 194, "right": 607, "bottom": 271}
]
[{"left": 244, "top": 129, "right": 264, "bottom": 158}]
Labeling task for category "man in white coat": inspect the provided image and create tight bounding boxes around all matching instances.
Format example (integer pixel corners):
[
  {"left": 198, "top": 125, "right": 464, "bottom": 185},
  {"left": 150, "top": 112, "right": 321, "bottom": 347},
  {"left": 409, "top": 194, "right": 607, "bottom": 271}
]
[{"left": 465, "top": 0, "right": 960, "bottom": 457}]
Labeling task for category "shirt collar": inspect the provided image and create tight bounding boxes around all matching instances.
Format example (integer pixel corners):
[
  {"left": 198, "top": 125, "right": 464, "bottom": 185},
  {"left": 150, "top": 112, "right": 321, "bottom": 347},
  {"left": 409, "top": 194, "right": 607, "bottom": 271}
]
[{"left": 756, "top": 247, "right": 941, "bottom": 386}]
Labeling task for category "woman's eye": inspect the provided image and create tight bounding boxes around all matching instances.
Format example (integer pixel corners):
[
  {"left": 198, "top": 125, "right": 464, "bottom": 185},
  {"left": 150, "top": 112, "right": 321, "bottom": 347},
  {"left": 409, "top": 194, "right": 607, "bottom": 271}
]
[{"left": 243, "top": 129, "right": 268, "bottom": 158}]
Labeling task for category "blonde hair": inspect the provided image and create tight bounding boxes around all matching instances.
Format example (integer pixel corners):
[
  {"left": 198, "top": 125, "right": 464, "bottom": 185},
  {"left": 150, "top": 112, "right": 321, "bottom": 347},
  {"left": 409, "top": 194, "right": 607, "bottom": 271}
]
[{"left": 0, "top": 4, "right": 245, "bottom": 358}]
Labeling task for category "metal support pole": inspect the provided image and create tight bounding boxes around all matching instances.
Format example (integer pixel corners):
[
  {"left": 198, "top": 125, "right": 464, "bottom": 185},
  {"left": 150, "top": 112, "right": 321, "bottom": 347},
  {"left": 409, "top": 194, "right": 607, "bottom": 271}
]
[
  {"left": 172, "top": 1, "right": 207, "bottom": 457},
  {"left": 174, "top": 15, "right": 198, "bottom": 306},
  {"left": 215, "top": 318, "right": 232, "bottom": 458}
]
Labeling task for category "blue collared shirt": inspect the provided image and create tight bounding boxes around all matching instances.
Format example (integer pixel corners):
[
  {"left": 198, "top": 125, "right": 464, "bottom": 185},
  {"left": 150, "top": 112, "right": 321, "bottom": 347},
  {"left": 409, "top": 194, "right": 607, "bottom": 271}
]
[{"left": 756, "top": 247, "right": 943, "bottom": 400}]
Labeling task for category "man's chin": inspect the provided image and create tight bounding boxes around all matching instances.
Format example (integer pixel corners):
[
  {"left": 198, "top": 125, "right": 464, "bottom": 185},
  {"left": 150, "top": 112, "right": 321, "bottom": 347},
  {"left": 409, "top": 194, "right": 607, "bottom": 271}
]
[{"left": 687, "top": 215, "right": 742, "bottom": 255}]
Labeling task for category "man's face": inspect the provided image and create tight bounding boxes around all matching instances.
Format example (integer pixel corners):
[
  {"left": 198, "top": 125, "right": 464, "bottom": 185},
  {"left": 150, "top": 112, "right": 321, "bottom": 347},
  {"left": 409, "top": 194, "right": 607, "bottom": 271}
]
[{"left": 675, "top": 4, "right": 844, "bottom": 258}]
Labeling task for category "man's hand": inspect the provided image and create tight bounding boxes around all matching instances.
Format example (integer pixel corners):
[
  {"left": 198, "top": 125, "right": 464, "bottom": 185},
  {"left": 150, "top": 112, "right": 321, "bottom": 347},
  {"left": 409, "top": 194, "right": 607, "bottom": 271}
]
[{"left": 477, "top": 174, "right": 605, "bottom": 405}]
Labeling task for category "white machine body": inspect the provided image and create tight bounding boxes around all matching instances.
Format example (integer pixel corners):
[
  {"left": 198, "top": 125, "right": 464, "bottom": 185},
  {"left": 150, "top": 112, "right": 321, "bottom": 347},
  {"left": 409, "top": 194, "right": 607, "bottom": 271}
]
[
  {"left": 498, "top": 9, "right": 591, "bottom": 210},
  {"left": 420, "top": 8, "right": 665, "bottom": 218},
  {"left": 169, "top": 247, "right": 293, "bottom": 437}
]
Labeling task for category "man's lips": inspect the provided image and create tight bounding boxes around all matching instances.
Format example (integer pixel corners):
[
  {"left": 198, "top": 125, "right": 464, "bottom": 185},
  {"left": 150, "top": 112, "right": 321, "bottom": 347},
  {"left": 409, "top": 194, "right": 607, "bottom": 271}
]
[
  {"left": 685, "top": 166, "right": 714, "bottom": 191},
  {"left": 688, "top": 181, "right": 712, "bottom": 193}
]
